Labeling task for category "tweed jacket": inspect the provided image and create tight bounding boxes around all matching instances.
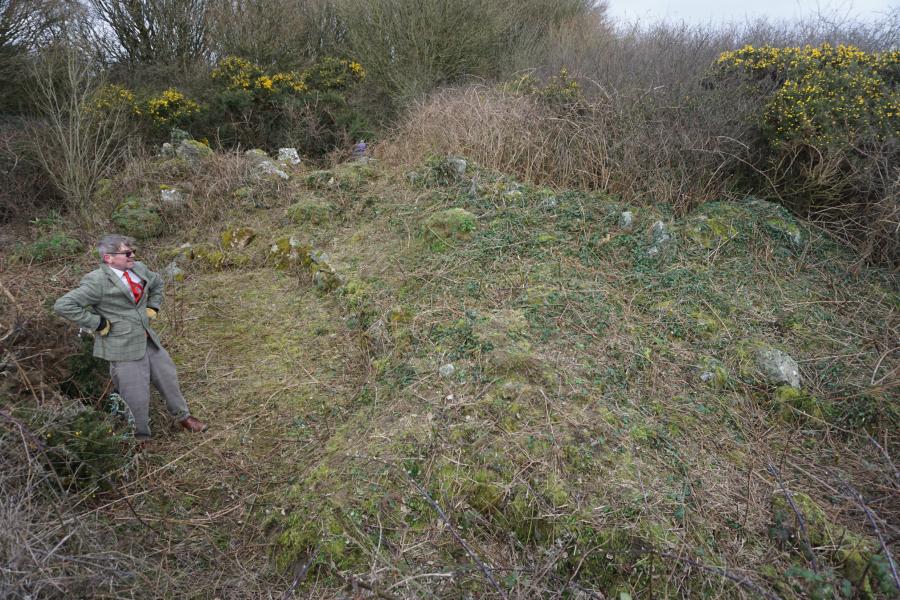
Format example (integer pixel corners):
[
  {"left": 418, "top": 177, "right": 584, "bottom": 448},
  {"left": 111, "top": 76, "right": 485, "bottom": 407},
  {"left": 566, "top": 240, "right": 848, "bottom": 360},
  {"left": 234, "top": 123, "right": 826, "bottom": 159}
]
[{"left": 54, "top": 262, "right": 164, "bottom": 361}]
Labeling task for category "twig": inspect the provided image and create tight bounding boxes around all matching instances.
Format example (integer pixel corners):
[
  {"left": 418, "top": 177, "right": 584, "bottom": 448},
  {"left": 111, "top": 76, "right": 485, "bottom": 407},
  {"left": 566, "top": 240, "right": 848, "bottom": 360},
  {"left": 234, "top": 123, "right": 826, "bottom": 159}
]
[
  {"left": 651, "top": 549, "right": 783, "bottom": 600},
  {"left": 866, "top": 433, "right": 899, "bottom": 484},
  {"left": 767, "top": 462, "right": 819, "bottom": 573},
  {"left": 405, "top": 475, "right": 509, "bottom": 599},
  {"left": 830, "top": 472, "right": 900, "bottom": 592},
  {"left": 282, "top": 544, "right": 320, "bottom": 600},
  {"left": 353, "top": 453, "right": 508, "bottom": 599},
  {"left": 340, "top": 573, "right": 402, "bottom": 600}
]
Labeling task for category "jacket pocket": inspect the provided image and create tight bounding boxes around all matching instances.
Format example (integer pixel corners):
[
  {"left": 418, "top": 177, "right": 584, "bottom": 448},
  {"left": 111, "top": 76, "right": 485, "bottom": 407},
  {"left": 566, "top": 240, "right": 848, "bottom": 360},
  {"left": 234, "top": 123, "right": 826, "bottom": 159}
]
[{"left": 107, "top": 321, "right": 133, "bottom": 336}]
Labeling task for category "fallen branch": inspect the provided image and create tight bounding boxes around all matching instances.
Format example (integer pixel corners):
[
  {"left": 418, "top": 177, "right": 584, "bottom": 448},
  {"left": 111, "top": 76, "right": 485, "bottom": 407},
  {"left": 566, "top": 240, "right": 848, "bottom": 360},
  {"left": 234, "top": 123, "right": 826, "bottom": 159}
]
[
  {"left": 768, "top": 462, "right": 819, "bottom": 573},
  {"left": 830, "top": 471, "right": 900, "bottom": 592}
]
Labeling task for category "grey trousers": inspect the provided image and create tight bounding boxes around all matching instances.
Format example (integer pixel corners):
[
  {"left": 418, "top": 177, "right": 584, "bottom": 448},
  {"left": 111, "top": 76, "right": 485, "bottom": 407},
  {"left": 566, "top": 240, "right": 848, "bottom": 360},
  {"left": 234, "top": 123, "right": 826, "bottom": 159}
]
[{"left": 110, "top": 341, "right": 191, "bottom": 440}]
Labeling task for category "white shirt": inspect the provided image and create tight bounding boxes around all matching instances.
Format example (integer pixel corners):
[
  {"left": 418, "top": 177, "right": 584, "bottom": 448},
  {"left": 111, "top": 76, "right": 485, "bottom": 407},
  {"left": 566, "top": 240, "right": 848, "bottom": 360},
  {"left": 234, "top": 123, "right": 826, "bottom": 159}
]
[{"left": 109, "top": 267, "right": 143, "bottom": 301}]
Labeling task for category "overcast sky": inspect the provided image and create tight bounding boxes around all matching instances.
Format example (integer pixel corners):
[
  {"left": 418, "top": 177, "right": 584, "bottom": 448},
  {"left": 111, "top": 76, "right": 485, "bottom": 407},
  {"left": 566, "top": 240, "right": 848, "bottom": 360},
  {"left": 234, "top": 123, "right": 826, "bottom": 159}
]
[{"left": 606, "top": 0, "right": 898, "bottom": 25}]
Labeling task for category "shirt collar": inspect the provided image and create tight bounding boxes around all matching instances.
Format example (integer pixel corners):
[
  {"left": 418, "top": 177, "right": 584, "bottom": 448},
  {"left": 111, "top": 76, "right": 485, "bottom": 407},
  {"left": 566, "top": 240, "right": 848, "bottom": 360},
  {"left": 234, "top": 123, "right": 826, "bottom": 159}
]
[{"left": 109, "top": 266, "right": 135, "bottom": 280}]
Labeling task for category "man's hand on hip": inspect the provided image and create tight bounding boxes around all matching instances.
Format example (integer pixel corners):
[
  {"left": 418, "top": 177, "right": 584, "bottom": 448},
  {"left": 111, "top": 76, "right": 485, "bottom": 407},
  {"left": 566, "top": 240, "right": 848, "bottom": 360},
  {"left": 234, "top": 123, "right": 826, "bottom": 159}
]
[
  {"left": 97, "top": 317, "right": 111, "bottom": 336},
  {"left": 147, "top": 307, "right": 158, "bottom": 320}
]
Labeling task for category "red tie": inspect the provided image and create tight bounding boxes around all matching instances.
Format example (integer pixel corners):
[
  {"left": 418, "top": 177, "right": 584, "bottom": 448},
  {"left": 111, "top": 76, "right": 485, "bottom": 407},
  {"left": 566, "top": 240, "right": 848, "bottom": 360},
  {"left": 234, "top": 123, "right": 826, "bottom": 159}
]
[{"left": 124, "top": 271, "right": 143, "bottom": 303}]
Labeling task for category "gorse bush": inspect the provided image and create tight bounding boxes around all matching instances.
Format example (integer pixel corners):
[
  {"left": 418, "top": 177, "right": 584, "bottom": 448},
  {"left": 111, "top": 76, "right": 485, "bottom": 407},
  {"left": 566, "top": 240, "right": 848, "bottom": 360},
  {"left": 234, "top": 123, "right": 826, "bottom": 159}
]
[
  {"left": 714, "top": 44, "right": 898, "bottom": 152},
  {"left": 713, "top": 43, "right": 899, "bottom": 264},
  {"left": 92, "top": 55, "right": 368, "bottom": 153}
]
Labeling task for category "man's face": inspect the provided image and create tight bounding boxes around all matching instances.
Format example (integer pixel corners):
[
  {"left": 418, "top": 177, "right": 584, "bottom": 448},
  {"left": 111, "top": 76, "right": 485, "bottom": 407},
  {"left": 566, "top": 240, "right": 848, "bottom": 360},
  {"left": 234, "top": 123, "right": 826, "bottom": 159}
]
[{"left": 104, "top": 244, "right": 135, "bottom": 271}]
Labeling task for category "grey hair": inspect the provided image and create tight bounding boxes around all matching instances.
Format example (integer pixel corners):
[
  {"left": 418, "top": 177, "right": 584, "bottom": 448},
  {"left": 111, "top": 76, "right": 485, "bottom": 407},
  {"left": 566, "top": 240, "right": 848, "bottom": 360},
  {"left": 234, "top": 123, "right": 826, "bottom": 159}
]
[{"left": 97, "top": 234, "right": 135, "bottom": 260}]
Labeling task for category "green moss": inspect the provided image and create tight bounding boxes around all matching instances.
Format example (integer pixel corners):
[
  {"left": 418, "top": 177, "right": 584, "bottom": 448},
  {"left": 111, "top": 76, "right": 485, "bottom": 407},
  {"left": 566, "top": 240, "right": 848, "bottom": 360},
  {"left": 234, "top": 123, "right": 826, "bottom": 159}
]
[
  {"left": 698, "top": 357, "right": 729, "bottom": 389},
  {"left": 268, "top": 236, "right": 312, "bottom": 270},
  {"left": 468, "top": 469, "right": 504, "bottom": 514},
  {"left": 287, "top": 198, "right": 334, "bottom": 225},
  {"left": 421, "top": 208, "right": 477, "bottom": 250},
  {"left": 111, "top": 196, "right": 163, "bottom": 240},
  {"left": 773, "top": 385, "right": 824, "bottom": 423},
  {"left": 771, "top": 492, "right": 876, "bottom": 595},
  {"left": 193, "top": 245, "right": 226, "bottom": 270},
  {"left": 221, "top": 226, "right": 256, "bottom": 250}
]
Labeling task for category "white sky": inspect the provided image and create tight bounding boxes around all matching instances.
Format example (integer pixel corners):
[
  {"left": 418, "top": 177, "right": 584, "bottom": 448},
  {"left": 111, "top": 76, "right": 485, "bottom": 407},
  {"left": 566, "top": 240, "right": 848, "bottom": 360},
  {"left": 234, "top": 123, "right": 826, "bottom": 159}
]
[{"left": 606, "top": 0, "right": 898, "bottom": 25}]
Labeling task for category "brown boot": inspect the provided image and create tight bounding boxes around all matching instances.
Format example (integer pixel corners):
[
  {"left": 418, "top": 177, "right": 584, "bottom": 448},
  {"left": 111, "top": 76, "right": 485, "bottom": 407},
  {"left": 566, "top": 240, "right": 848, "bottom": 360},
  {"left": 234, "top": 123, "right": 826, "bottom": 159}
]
[{"left": 179, "top": 416, "right": 209, "bottom": 433}]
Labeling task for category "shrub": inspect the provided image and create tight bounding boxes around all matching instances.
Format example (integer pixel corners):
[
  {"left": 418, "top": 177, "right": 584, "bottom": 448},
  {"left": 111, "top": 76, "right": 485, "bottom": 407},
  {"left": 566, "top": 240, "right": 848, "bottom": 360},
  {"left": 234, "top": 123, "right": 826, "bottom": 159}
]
[
  {"left": 206, "top": 54, "right": 367, "bottom": 152},
  {"left": 17, "top": 231, "right": 83, "bottom": 262},
  {"left": 42, "top": 407, "right": 127, "bottom": 491},
  {"left": 111, "top": 196, "right": 164, "bottom": 239},
  {"left": 713, "top": 43, "right": 899, "bottom": 265}
]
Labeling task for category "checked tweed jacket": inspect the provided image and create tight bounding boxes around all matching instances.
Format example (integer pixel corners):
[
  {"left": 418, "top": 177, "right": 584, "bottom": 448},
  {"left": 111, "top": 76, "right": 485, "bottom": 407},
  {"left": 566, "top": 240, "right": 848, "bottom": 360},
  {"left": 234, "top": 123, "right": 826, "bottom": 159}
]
[{"left": 54, "top": 262, "right": 165, "bottom": 362}]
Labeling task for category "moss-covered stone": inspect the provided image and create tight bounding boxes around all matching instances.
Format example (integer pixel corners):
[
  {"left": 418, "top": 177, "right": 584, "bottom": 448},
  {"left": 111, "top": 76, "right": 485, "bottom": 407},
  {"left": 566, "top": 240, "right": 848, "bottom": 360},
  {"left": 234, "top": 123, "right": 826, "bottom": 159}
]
[
  {"left": 221, "top": 226, "right": 256, "bottom": 250},
  {"left": 421, "top": 208, "right": 477, "bottom": 250},
  {"left": 287, "top": 198, "right": 334, "bottom": 225},
  {"left": 193, "top": 244, "right": 226, "bottom": 270},
  {"left": 771, "top": 492, "right": 876, "bottom": 596},
  {"left": 175, "top": 139, "right": 213, "bottom": 165},
  {"left": 698, "top": 356, "right": 729, "bottom": 389},
  {"left": 268, "top": 236, "right": 312, "bottom": 270},
  {"left": 773, "top": 385, "right": 824, "bottom": 422},
  {"left": 111, "top": 197, "right": 163, "bottom": 240}
]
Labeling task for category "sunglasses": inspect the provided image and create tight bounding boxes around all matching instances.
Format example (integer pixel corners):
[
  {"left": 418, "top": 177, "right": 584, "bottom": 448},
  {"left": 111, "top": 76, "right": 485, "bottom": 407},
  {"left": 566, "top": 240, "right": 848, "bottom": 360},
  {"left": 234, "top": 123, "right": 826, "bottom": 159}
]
[{"left": 108, "top": 250, "right": 135, "bottom": 257}]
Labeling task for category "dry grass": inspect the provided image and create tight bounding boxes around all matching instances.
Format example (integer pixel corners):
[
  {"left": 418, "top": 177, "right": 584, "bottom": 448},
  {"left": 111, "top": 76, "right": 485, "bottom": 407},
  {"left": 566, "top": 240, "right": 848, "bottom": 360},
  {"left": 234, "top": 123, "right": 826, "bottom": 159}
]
[{"left": 379, "top": 85, "right": 751, "bottom": 214}]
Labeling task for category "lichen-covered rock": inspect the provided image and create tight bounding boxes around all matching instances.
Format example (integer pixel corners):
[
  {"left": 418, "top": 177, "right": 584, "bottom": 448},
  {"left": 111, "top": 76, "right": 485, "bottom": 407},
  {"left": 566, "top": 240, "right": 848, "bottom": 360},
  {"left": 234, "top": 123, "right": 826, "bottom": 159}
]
[
  {"left": 160, "top": 143, "right": 175, "bottom": 158},
  {"left": 175, "top": 139, "right": 212, "bottom": 165},
  {"left": 755, "top": 346, "right": 801, "bottom": 388},
  {"left": 646, "top": 220, "right": 673, "bottom": 256},
  {"left": 111, "top": 197, "right": 163, "bottom": 240},
  {"left": 277, "top": 148, "right": 301, "bottom": 165},
  {"left": 618, "top": 211, "right": 633, "bottom": 230},
  {"left": 747, "top": 197, "right": 804, "bottom": 248},
  {"left": 269, "top": 236, "right": 312, "bottom": 270},
  {"left": 698, "top": 357, "right": 729, "bottom": 389},
  {"left": 159, "top": 187, "right": 185, "bottom": 207},
  {"left": 221, "top": 226, "right": 256, "bottom": 250},
  {"left": 257, "top": 159, "right": 289, "bottom": 180},
  {"left": 447, "top": 157, "right": 467, "bottom": 177},
  {"left": 163, "top": 261, "right": 184, "bottom": 282},
  {"left": 422, "top": 208, "right": 476, "bottom": 250},
  {"left": 244, "top": 149, "right": 268, "bottom": 160}
]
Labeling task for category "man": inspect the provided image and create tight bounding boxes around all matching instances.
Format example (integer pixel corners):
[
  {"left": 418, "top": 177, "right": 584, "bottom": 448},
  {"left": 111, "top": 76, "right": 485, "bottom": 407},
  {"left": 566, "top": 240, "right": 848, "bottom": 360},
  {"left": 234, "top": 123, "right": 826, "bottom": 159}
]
[{"left": 54, "top": 234, "right": 207, "bottom": 446}]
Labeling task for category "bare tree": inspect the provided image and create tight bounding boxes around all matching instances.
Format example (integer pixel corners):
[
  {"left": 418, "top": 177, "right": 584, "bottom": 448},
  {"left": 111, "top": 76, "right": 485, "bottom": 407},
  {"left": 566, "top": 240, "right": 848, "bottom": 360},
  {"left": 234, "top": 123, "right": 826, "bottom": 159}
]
[
  {"left": 29, "top": 46, "right": 131, "bottom": 213},
  {"left": 88, "top": 0, "right": 209, "bottom": 69}
]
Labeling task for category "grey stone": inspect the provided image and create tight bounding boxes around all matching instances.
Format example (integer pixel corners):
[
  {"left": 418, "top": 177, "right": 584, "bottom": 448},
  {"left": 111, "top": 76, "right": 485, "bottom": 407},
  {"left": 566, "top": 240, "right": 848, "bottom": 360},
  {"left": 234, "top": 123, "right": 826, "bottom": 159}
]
[
  {"left": 258, "top": 159, "right": 289, "bottom": 180},
  {"left": 755, "top": 347, "right": 801, "bottom": 388},
  {"left": 277, "top": 148, "right": 301, "bottom": 165},
  {"left": 244, "top": 148, "right": 268, "bottom": 161},
  {"left": 175, "top": 139, "right": 212, "bottom": 165},
  {"left": 163, "top": 261, "right": 184, "bottom": 281},
  {"left": 619, "top": 211, "right": 634, "bottom": 230},
  {"left": 646, "top": 220, "right": 673, "bottom": 256},
  {"left": 160, "top": 143, "right": 175, "bottom": 158},
  {"left": 160, "top": 188, "right": 185, "bottom": 207},
  {"left": 447, "top": 157, "right": 467, "bottom": 177},
  {"left": 439, "top": 363, "right": 455, "bottom": 377}
]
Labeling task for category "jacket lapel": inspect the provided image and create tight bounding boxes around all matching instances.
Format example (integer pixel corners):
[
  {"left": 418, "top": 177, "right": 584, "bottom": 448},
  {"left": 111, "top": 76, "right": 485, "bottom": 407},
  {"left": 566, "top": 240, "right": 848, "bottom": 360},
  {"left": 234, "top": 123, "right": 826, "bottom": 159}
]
[{"left": 102, "top": 264, "right": 137, "bottom": 303}]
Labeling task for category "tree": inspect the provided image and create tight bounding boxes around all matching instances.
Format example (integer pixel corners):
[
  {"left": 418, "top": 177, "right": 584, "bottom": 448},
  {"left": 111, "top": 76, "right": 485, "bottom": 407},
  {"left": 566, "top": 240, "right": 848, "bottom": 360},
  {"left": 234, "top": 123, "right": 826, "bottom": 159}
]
[
  {"left": 89, "top": 0, "right": 209, "bottom": 70},
  {"left": 29, "top": 46, "right": 130, "bottom": 213}
]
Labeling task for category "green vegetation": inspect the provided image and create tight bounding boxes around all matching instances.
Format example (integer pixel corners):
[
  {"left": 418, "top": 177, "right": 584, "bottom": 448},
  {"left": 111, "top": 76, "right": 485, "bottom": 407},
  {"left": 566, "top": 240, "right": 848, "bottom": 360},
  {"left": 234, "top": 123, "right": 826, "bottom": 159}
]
[{"left": 1, "top": 3, "right": 898, "bottom": 599}]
